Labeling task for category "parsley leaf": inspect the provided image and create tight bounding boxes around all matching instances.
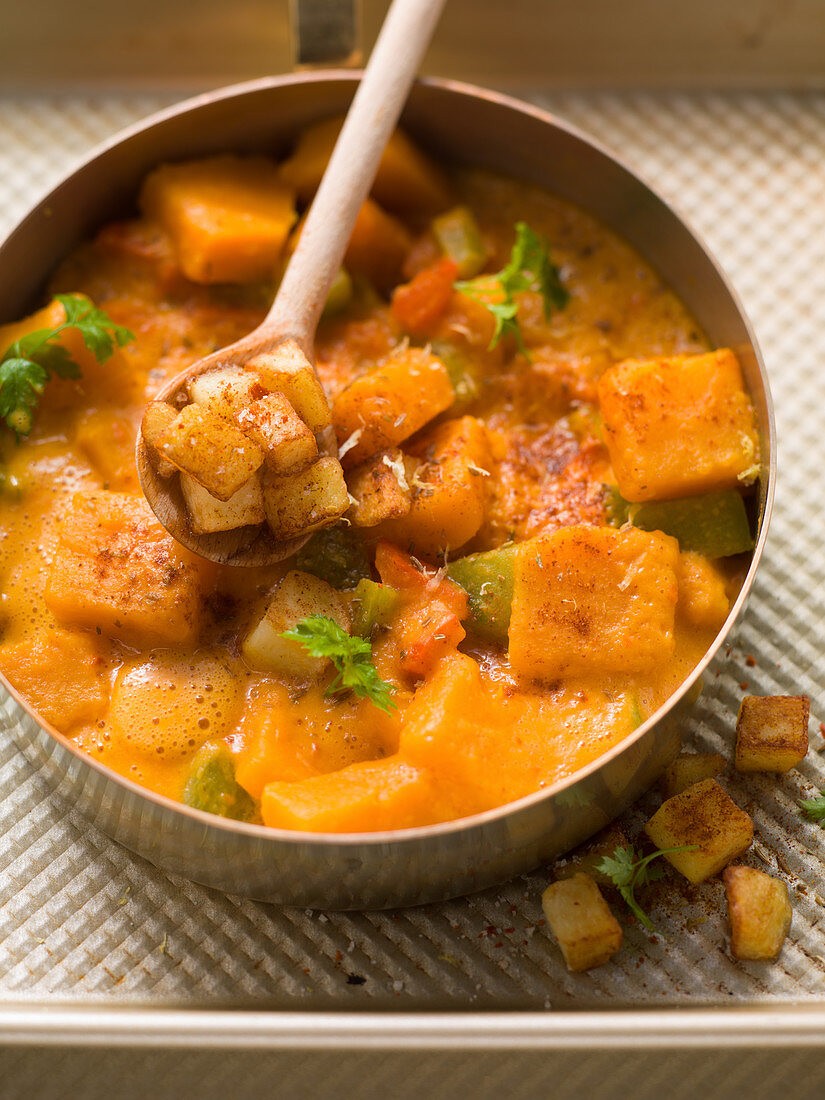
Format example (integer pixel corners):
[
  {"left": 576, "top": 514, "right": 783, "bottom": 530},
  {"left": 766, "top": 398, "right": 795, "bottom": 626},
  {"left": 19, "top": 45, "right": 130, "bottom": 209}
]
[
  {"left": 0, "top": 293, "right": 134, "bottom": 435},
  {"left": 597, "top": 842, "right": 697, "bottom": 931},
  {"left": 454, "top": 222, "right": 568, "bottom": 353},
  {"left": 799, "top": 791, "right": 825, "bottom": 825},
  {"left": 282, "top": 615, "right": 397, "bottom": 713}
]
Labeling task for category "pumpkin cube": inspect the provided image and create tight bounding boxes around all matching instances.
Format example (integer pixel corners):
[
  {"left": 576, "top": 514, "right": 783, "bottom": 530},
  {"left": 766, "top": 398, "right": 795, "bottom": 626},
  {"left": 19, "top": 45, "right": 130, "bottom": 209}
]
[
  {"left": 677, "top": 551, "right": 730, "bottom": 629},
  {"left": 181, "top": 472, "right": 265, "bottom": 534},
  {"left": 644, "top": 778, "right": 753, "bottom": 884},
  {"left": 44, "top": 491, "right": 214, "bottom": 647},
  {"left": 140, "top": 154, "right": 296, "bottom": 284},
  {"left": 261, "top": 457, "right": 348, "bottom": 541},
  {"left": 236, "top": 393, "right": 318, "bottom": 475},
  {"left": 376, "top": 416, "right": 492, "bottom": 557},
  {"left": 188, "top": 365, "right": 265, "bottom": 420},
  {"left": 343, "top": 198, "right": 413, "bottom": 292},
  {"left": 723, "top": 865, "right": 792, "bottom": 961},
  {"left": 141, "top": 401, "right": 177, "bottom": 477},
  {"left": 160, "top": 403, "right": 264, "bottom": 501},
  {"left": 241, "top": 570, "right": 350, "bottom": 679},
  {"left": 660, "top": 752, "right": 727, "bottom": 799},
  {"left": 598, "top": 349, "right": 760, "bottom": 502},
  {"left": 735, "top": 695, "right": 809, "bottom": 773},
  {"left": 247, "top": 339, "right": 331, "bottom": 433},
  {"left": 332, "top": 347, "right": 454, "bottom": 467},
  {"left": 346, "top": 449, "right": 414, "bottom": 527},
  {"left": 509, "top": 525, "right": 680, "bottom": 681},
  {"left": 75, "top": 411, "right": 139, "bottom": 491},
  {"left": 541, "top": 873, "right": 623, "bottom": 972}
]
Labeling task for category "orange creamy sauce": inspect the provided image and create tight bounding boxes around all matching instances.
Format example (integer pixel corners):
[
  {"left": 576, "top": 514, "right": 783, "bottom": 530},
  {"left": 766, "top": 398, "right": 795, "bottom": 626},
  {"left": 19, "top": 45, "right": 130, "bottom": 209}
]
[{"left": 0, "top": 168, "right": 733, "bottom": 832}]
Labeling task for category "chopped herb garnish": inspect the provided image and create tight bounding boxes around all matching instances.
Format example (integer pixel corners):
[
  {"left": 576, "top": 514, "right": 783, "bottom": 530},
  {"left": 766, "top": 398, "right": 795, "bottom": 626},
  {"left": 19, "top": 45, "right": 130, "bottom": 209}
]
[
  {"left": 455, "top": 222, "right": 568, "bottom": 353},
  {"left": 0, "top": 294, "right": 133, "bottom": 435},
  {"left": 282, "top": 615, "right": 397, "bottom": 713},
  {"left": 799, "top": 791, "right": 825, "bottom": 825},
  {"left": 597, "top": 842, "right": 697, "bottom": 931}
]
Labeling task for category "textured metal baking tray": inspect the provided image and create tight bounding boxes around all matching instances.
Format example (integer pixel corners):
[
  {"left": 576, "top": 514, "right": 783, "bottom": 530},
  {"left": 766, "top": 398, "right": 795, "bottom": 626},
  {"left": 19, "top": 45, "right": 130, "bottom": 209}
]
[{"left": 1, "top": 88, "right": 824, "bottom": 1066}]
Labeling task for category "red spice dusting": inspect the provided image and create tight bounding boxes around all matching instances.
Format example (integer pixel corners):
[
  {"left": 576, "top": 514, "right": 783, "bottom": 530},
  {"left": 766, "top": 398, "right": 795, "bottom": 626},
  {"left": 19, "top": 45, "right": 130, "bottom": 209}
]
[
  {"left": 739, "top": 682, "right": 749, "bottom": 690},
  {"left": 819, "top": 722, "right": 825, "bottom": 737},
  {"left": 745, "top": 655, "right": 757, "bottom": 667}
]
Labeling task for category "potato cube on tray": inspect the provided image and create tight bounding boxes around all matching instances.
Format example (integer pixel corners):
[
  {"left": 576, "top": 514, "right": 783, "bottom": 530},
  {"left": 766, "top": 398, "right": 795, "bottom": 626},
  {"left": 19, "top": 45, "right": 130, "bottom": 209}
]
[
  {"left": 723, "top": 865, "right": 792, "bottom": 961},
  {"left": 660, "top": 752, "right": 727, "bottom": 799},
  {"left": 644, "top": 778, "right": 753, "bottom": 884},
  {"left": 542, "top": 872, "right": 623, "bottom": 972},
  {"left": 735, "top": 694, "right": 809, "bottom": 773}
]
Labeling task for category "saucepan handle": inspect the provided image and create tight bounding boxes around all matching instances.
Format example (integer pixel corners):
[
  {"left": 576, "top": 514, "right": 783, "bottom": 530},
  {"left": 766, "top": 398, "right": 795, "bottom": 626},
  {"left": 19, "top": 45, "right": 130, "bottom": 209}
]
[{"left": 289, "top": 0, "right": 363, "bottom": 68}]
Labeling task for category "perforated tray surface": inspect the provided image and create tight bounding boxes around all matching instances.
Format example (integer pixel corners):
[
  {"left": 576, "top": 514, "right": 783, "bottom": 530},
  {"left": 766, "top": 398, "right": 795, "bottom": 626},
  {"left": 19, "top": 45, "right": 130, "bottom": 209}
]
[{"left": 1, "top": 90, "right": 824, "bottom": 1025}]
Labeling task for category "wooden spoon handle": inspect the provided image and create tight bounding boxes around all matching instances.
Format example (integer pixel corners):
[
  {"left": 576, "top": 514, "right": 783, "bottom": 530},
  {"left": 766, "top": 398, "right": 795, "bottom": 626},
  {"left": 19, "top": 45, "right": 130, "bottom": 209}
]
[{"left": 261, "top": 0, "right": 447, "bottom": 352}]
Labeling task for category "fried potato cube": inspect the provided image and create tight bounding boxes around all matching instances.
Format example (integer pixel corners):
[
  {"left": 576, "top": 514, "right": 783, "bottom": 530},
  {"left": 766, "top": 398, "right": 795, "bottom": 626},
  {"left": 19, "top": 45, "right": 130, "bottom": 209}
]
[
  {"left": 735, "top": 695, "right": 809, "bottom": 773},
  {"left": 236, "top": 392, "right": 318, "bottom": 475},
  {"left": 279, "top": 116, "right": 451, "bottom": 216},
  {"left": 160, "top": 404, "right": 264, "bottom": 501},
  {"left": 677, "top": 551, "right": 730, "bottom": 630},
  {"left": 141, "top": 401, "right": 177, "bottom": 477},
  {"left": 140, "top": 154, "right": 296, "bottom": 283},
  {"left": 241, "top": 570, "right": 350, "bottom": 679},
  {"left": 181, "top": 472, "right": 265, "bottom": 533},
  {"left": 723, "top": 865, "right": 792, "bottom": 960},
  {"left": 247, "top": 339, "right": 331, "bottom": 433},
  {"left": 598, "top": 349, "right": 760, "bottom": 502},
  {"left": 332, "top": 347, "right": 454, "bottom": 467},
  {"left": 509, "top": 526, "right": 680, "bottom": 681},
  {"left": 344, "top": 198, "right": 413, "bottom": 292},
  {"left": 262, "top": 457, "right": 348, "bottom": 540},
  {"left": 188, "top": 365, "right": 264, "bottom": 420},
  {"left": 376, "top": 416, "right": 492, "bottom": 556},
  {"left": 660, "top": 752, "right": 727, "bottom": 799},
  {"left": 542, "top": 873, "right": 623, "bottom": 972},
  {"left": 346, "top": 448, "right": 414, "bottom": 527},
  {"left": 644, "top": 778, "right": 753, "bottom": 884},
  {"left": 44, "top": 491, "right": 214, "bottom": 647}
]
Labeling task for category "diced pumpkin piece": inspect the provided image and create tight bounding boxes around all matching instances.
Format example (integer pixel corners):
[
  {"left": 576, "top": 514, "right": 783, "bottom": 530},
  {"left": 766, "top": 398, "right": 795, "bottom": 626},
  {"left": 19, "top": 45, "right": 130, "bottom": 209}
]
[
  {"left": 343, "top": 198, "right": 413, "bottom": 293},
  {"left": 391, "top": 257, "right": 459, "bottom": 337},
  {"left": 140, "top": 154, "right": 296, "bottom": 284},
  {"left": 346, "top": 448, "right": 414, "bottom": 527},
  {"left": 247, "top": 339, "right": 331, "bottom": 433},
  {"left": 180, "top": 472, "right": 265, "bottom": 533},
  {"left": 735, "top": 695, "right": 809, "bottom": 773},
  {"left": 598, "top": 349, "right": 760, "bottom": 502},
  {"left": 0, "top": 628, "right": 109, "bottom": 731},
  {"left": 660, "top": 752, "right": 727, "bottom": 799},
  {"left": 241, "top": 570, "right": 351, "bottom": 679},
  {"left": 644, "top": 778, "right": 753, "bottom": 884},
  {"left": 236, "top": 392, "right": 318, "bottom": 475},
  {"left": 509, "top": 525, "right": 680, "bottom": 681},
  {"left": 261, "top": 758, "right": 437, "bottom": 832},
  {"left": 676, "top": 551, "right": 731, "bottom": 630},
  {"left": 160, "top": 403, "right": 264, "bottom": 501},
  {"left": 723, "top": 865, "right": 792, "bottom": 961},
  {"left": 188, "top": 365, "right": 265, "bottom": 420},
  {"left": 541, "top": 873, "right": 623, "bottom": 972},
  {"left": 376, "top": 416, "right": 492, "bottom": 557},
  {"left": 332, "top": 346, "right": 454, "bottom": 466},
  {"left": 44, "top": 491, "right": 214, "bottom": 646},
  {"left": 141, "top": 401, "right": 177, "bottom": 477},
  {"left": 75, "top": 411, "right": 139, "bottom": 491},
  {"left": 261, "top": 457, "right": 348, "bottom": 541},
  {"left": 279, "top": 116, "right": 451, "bottom": 216}
]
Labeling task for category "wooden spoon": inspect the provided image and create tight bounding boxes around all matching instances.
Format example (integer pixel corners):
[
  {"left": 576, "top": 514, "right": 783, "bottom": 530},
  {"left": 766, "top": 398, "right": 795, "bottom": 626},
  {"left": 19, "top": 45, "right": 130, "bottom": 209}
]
[{"left": 137, "top": 0, "right": 446, "bottom": 567}]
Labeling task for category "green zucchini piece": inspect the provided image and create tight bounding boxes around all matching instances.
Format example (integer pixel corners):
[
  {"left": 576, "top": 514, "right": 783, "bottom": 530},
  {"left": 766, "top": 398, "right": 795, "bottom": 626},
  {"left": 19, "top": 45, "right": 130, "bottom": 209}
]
[
  {"left": 322, "top": 267, "right": 353, "bottom": 318},
  {"left": 432, "top": 205, "right": 486, "bottom": 278},
  {"left": 605, "top": 486, "right": 754, "bottom": 558},
  {"left": 352, "top": 578, "right": 401, "bottom": 637},
  {"left": 184, "top": 741, "right": 258, "bottom": 822},
  {"left": 295, "top": 525, "right": 371, "bottom": 590},
  {"left": 430, "top": 339, "right": 484, "bottom": 411},
  {"left": 446, "top": 542, "right": 517, "bottom": 645}
]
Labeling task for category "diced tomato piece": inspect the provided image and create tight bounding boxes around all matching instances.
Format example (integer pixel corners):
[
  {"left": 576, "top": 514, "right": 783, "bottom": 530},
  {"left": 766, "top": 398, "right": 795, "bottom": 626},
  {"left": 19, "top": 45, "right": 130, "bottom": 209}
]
[
  {"left": 375, "top": 540, "right": 429, "bottom": 591},
  {"left": 398, "top": 601, "right": 466, "bottom": 677},
  {"left": 391, "top": 257, "right": 459, "bottom": 336}
]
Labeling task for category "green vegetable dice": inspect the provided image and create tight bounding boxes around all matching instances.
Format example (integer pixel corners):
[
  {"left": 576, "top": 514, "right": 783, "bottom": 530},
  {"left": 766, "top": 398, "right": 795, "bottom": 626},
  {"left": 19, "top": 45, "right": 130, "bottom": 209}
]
[
  {"left": 432, "top": 205, "right": 486, "bottom": 278},
  {"left": 184, "top": 741, "right": 258, "bottom": 822},
  {"left": 351, "top": 578, "right": 401, "bottom": 637},
  {"left": 295, "top": 524, "right": 371, "bottom": 590},
  {"left": 430, "top": 340, "right": 484, "bottom": 411},
  {"left": 606, "top": 487, "right": 754, "bottom": 558},
  {"left": 322, "top": 267, "right": 353, "bottom": 318},
  {"left": 446, "top": 542, "right": 517, "bottom": 645}
]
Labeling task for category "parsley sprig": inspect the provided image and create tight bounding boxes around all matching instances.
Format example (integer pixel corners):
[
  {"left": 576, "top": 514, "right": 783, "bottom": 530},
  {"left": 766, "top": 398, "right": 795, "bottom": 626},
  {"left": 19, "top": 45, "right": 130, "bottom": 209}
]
[
  {"left": 454, "top": 222, "right": 568, "bottom": 353},
  {"left": 0, "top": 293, "right": 133, "bottom": 435},
  {"left": 799, "top": 791, "right": 825, "bottom": 825},
  {"left": 282, "top": 615, "right": 397, "bottom": 713},
  {"left": 597, "top": 843, "right": 697, "bottom": 931}
]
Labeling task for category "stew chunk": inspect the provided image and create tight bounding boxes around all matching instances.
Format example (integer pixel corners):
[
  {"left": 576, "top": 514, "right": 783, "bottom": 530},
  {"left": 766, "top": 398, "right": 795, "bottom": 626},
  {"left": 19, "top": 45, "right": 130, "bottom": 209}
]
[
  {"left": 598, "top": 349, "right": 759, "bottom": 502},
  {"left": 508, "top": 525, "right": 680, "bottom": 680},
  {"left": 44, "top": 491, "right": 214, "bottom": 646}
]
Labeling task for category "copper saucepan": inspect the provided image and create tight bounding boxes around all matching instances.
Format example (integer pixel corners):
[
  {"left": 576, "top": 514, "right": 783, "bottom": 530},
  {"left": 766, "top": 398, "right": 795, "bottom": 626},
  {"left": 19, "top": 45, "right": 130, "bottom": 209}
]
[{"left": 0, "top": 73, "right": 775, "bottom": 908}]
